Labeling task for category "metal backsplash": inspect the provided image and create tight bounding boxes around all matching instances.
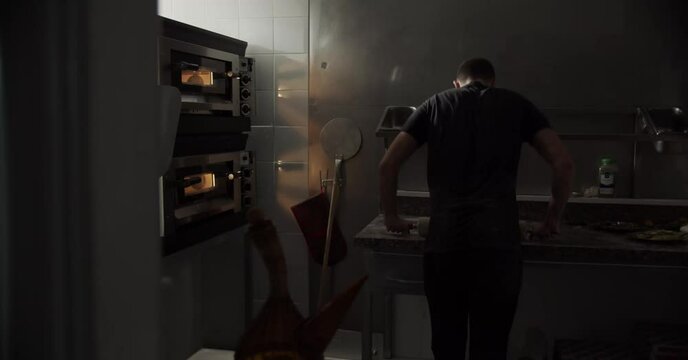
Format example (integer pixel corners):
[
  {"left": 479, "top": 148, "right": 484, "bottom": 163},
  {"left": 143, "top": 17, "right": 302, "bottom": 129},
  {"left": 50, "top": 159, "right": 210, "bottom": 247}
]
[{"left": 309, "top": 0, "right": 688, "bottom": 329}]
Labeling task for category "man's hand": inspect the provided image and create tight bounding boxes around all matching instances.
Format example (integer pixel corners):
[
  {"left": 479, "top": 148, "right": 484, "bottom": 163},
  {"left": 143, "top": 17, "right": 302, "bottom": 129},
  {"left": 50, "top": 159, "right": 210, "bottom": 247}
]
[
  {"left": 379, "top": 132, "right": 420, "bottom": 235},
  {"left": 385, "top": 215, "right": 414, "bottom": 234},
  {"left": 531, "top": 129, "right": 573, "bottom": 239}
]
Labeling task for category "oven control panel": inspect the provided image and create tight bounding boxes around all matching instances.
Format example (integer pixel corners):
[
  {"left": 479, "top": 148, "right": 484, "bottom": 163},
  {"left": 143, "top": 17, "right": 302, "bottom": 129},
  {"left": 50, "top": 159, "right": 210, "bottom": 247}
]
[
  {"left": 239, "top": 150, "right": 255, "bottom": 211},
  {"left": 239, "top": 57, "right": 254, "bottom": 118}
]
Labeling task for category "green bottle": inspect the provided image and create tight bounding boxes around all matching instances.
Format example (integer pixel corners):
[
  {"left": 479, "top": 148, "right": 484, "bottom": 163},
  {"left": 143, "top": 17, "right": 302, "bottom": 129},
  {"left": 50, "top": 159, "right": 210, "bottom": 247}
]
[{"left": 598, "top": 157, "right": 618, "bottom": 197}]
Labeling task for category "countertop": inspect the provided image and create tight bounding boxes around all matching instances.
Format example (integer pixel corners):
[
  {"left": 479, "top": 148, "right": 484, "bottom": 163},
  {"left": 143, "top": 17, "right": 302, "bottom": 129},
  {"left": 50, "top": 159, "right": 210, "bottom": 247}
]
[{"left": 354, "top": 215, "right": 688, "bottom": 268}]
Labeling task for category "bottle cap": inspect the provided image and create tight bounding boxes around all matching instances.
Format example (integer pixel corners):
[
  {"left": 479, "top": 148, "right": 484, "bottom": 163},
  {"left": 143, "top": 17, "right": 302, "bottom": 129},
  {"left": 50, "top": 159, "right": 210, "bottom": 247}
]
[{"left": 600, "top": 157, "right": 615, "bottom": 165}]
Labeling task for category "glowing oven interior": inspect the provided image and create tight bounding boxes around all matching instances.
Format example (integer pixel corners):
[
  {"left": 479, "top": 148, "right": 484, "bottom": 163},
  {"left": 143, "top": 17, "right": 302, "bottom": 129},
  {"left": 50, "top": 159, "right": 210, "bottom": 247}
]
[
  {"left": 183, "top": 173, "right": 216, "bottom": 197},
  {"left": 181, "top": 69, "right": 214, "bottom": 87}
]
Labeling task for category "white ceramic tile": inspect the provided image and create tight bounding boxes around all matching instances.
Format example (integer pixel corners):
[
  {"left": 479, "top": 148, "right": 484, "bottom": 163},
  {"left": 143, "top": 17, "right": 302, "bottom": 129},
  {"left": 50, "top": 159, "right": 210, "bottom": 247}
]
[
  {"left": 158, "top": 0, "right": 174, "bottom": 17},
  {"left": 211, "top": 18, "right": 239, "bottom": 38},
  {"left": 246, "top": 126, "right": 274, "bottom": 162},
  {"left": 273, "top": 0, "right": 308, "bottom": 17},
  {"left": 275, "top": 90, "right": 308, "bottom": 126},
  {"left": 206, "top": 0, "right": 238, "bottom": 19},
  {"left": 274, "top": 161, "right": 308, "bottom": 232},
  {"left": 239, "top": 0, "right": 273, "bottom": 18},
  {"left": 274, "top": 126, "right": 308, "bottom": 163},
  {"left": 239, "top": 18, "right": 274, "bottom": 54},
  {"left": 255, "top": 161, "right": 276, "bottom": 211},
  {"left": 253, "top": 90, "right": 275, "bottom": 126},
  {"left": 173, "top": 0, "right": 207, "bottom": 28},
  {"left": 249, "top": 54, "right": 274, "bottom": 90},
  {"left": 273, "top": 17, "right": 308, "bottom": 53},
  {"left": 275, "top": 53, "right": 308, "bottom": 90}
]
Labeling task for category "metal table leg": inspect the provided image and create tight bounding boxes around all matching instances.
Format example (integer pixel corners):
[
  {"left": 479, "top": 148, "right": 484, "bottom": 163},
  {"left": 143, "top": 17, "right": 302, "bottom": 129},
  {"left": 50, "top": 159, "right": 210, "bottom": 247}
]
[
  {"left": 383, "top": 293, "right": 393, "bottom": 358},
  {"left": 362, "top": 290, "right": 373, "bottom": 360}
]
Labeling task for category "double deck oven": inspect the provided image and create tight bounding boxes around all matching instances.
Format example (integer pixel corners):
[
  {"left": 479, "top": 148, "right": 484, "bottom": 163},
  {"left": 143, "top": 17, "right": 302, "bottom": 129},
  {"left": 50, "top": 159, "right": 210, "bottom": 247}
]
[{"left": 159, "top": 17, "right": 255, "bottom": 254}]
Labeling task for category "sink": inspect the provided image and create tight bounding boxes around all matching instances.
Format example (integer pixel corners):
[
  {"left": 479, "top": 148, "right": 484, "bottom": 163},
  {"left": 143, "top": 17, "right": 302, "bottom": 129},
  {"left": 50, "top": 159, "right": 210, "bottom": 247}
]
[
  {"left": 638, "top": 107, "right": 688, "bottom": 135},
  {"left": 636, "top": 107, "right": 688, "bottom": 153},
  {"left": 375, "top": 106, "right": 416, "bottom": 136}
]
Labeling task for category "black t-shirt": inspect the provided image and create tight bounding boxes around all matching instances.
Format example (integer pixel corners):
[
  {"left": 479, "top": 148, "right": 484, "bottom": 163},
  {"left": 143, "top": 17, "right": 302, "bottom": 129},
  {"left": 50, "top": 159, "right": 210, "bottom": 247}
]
[{"left": 402, "top": 82, "right": 550, "bottom": 252}]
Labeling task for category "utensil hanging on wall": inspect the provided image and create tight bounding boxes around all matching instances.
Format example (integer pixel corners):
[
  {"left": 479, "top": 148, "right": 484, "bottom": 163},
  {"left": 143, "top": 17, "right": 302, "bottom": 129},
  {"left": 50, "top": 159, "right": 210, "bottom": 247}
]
[
  {"left": 291, "top": 192, "right": 347, "bottom": 267},
  {"left": 316, "top": 118, "right": 362, "bottom": 309}
]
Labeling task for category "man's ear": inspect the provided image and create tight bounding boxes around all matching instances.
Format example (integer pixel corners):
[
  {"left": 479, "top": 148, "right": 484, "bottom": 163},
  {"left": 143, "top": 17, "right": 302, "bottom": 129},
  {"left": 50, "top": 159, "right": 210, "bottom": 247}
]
[{"left": 452, "top": 80, "right": 461, "bottom": 89}]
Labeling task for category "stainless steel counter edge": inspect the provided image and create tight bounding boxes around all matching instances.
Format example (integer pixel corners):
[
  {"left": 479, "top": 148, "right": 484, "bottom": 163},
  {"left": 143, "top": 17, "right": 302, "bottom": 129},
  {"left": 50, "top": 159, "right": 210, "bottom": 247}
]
[
  {"left": 355, "top": 215, "right": 688, "bottom": 268},
  {"left": 396, "top": 190, "right": 688, "bottom": 207}
]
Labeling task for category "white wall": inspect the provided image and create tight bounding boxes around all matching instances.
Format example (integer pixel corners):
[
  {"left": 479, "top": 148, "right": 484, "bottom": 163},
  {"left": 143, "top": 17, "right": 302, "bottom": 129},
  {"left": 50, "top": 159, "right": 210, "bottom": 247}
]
[{"left": 159, "top": 0, "right": 311, "bottom": 326}]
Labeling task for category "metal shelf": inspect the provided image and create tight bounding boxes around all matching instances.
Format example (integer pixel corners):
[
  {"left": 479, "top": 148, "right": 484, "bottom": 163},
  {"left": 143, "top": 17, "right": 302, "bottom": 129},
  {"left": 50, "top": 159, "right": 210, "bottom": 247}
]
[
  {"left": 560, "top": 133, "right": 688, "bottom": 142},
  {"left": 377, "top": 129, "right": 688, "bottom": 142}
]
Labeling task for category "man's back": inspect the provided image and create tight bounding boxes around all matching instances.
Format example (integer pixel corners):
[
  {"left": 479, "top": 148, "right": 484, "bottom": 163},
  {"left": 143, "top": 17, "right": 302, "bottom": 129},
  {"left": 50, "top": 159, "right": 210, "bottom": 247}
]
[
  {"left": 378, "top": 58, "right": 572, "bottom": 360},
  {"left": 402, "top": 82, "right": 550, "bottom": 251}
]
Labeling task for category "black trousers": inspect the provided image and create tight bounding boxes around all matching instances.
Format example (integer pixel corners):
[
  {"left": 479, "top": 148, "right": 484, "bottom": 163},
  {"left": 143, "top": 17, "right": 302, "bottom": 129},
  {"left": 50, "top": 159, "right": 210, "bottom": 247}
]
[{"left": 423, "top": 248, "right": 522, "bottom": 360}]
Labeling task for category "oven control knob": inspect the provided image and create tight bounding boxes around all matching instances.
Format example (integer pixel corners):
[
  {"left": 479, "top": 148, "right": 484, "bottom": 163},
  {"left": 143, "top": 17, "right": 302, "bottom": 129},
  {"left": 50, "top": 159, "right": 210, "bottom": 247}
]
[
  {"left": 241, "top": 74, "right": 251, "bottom": 85},
  {"left": 241, "top": 88, "right": 251, "bottom": 100},
  {"left": 241, "top": 168, "right": 253, "bottom": 177},
  {"left": 242, "top": 183, "right": 252, "bottom": 192},
  {"left": 241, "top": 103, "right": 251, "bottom": 116}
]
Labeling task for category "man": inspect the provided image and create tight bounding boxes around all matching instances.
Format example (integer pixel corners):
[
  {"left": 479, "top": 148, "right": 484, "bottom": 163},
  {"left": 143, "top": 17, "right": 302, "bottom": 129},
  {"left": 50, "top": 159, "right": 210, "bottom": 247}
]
[{"left": 378, "top": 58, "right": 574, "bottom": 359}]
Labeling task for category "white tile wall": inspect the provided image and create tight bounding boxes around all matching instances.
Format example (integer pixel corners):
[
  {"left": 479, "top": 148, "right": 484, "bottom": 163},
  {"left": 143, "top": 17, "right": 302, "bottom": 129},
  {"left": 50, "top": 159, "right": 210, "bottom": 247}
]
[
  {"left": 275, "top": 53, "right": 308, "bottom": 90},
  {"left": 158, "top": 0, "right": 174, "bottom": 18},
  {"left": 255, "top": 161, "right": 278, "bottom": 223},
  {"left": 172, "top": 0, "right": 206, "bottom": 27},
  {"left": 274, "top": 126, "right": 308, "bottom": 163},
  {"left": 273, "top": 17, "right": 308, "bottom": 53},
  {"left": 251, "top": 54, "right": 275, "bottom": 90},
  {"left": 254, "top": 90, "right": 275, "bottom": 126},
  {"left": 206, "top": 0, "right": 238, "bottom": 18},
  {"left": 273, "top": 0, "right": 308, "bottom": 17},
  {"left": 212, "top": 18, "right": 239, "bottom": 38},
  {"left": 276, "top": 90, "right": 308, "bottom": 126},
  {"left": 274, "top": 162, "right": 308, "bottom": 232},
  {"left": 246, "top": 126, "right": 274, "bottom": 162},
  {"left": 238, "top": 0, "right": 273, "bottom": 18},
  {"left": 239, "top": 18, "right": 274, "bottom": 53}
]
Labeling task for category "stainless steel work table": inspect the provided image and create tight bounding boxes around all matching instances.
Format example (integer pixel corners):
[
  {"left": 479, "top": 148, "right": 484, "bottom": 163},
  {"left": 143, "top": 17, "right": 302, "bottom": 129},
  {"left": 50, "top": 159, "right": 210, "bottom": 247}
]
[{"left": 354, "top": 214, "right": 688, "bottom": 360}]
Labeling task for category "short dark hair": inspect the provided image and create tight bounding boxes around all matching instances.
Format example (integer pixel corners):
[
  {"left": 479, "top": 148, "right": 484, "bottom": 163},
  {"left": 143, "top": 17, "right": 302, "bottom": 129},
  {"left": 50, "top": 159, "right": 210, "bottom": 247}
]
[{"left": 456, "top": 58, "right": 495, "bottom": 82}]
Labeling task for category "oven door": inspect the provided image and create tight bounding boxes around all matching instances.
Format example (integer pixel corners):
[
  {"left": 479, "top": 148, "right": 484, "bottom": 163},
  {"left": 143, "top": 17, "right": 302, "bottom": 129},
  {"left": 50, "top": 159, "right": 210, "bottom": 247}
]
[
  {"left": 169, "top": 152, "right": 242, "bottom": 229},
  {"left": 159, "top": 36, "right": 241, "bottom": 116}
]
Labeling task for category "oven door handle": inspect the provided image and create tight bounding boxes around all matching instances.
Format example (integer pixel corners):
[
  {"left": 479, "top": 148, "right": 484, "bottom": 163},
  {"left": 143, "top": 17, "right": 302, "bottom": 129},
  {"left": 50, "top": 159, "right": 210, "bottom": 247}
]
[{"left": 176, "top": 61, "right": 238, "bottom": 79}]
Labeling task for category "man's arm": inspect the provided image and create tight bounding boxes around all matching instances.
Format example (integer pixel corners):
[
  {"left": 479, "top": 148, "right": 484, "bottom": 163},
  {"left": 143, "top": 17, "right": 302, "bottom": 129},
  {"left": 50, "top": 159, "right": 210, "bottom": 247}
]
[
  {"left": 530, "top": 128, "right": 574, "bottom": 235},
  {"left": 379, "top": 132, "right": 420, "bottom": 233}
]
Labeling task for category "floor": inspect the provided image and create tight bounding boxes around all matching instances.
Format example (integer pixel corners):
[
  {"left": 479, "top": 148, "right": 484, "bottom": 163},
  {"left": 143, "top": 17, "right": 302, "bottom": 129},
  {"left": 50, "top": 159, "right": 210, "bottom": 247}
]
[{"left": 187, "top": 330, "right": 421, "bottom": 360}]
